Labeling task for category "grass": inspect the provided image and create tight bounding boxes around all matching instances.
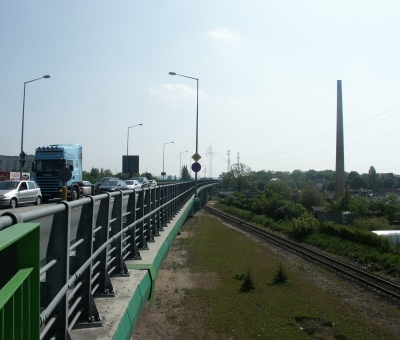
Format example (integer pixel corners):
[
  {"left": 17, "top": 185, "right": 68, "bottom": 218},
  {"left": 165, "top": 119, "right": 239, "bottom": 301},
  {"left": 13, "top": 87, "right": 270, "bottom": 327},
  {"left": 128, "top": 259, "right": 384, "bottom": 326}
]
[{"left": 176, "top": 212, "right": 400, "bottom": 339}]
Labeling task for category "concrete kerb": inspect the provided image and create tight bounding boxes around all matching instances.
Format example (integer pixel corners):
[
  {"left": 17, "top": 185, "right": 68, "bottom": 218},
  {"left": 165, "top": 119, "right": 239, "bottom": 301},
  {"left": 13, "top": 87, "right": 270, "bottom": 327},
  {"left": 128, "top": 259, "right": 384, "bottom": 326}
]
[{"left": 70, "top": 196, "right": 197, "bottom": 340}]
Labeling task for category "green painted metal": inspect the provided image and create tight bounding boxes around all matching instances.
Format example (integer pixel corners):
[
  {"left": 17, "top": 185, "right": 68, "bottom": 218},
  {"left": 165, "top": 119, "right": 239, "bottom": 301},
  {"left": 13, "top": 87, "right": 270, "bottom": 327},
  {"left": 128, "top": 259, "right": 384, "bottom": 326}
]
[
  {"left": 0, "top": 223, "right": 40, "bottom": 340},
  {"left": 112, "top": 198, "right": 195, "bottom": 340}
]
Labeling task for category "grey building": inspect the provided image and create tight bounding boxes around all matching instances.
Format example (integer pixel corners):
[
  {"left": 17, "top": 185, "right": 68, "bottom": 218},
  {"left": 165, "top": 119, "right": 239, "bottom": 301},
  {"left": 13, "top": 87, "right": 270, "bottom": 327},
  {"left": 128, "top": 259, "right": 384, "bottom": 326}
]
[{"left": 0, "top": 154, "right": 35, "bottom": 172}]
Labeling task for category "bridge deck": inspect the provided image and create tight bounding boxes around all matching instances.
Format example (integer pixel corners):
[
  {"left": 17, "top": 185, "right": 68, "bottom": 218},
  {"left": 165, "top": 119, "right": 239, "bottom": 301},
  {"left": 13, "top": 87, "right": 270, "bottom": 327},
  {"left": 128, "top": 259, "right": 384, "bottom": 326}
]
[{"left": 71, "top": 197, "right": 197, "bottom": 340}]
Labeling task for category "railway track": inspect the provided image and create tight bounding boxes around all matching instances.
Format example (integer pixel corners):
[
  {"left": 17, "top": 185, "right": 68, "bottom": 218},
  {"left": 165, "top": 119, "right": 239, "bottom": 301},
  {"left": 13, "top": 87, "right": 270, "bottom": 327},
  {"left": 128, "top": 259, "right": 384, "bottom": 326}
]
[{"left": 203, "top": 204, "right": 400, "bottom": 305}]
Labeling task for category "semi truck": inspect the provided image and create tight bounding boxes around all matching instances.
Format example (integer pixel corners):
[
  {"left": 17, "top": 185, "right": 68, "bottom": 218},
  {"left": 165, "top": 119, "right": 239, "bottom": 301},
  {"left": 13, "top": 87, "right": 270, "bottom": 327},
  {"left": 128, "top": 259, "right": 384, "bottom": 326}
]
[{"left": 32, "top": 144, "right": 99, "bottom": 201}]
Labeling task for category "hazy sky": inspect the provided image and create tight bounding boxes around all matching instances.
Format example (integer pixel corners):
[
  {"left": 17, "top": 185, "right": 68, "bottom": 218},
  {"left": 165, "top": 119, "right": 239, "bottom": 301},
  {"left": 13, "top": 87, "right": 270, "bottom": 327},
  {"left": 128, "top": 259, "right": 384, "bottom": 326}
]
[{"left": 1, "top": 1, "right": 399, "bottom": 178}]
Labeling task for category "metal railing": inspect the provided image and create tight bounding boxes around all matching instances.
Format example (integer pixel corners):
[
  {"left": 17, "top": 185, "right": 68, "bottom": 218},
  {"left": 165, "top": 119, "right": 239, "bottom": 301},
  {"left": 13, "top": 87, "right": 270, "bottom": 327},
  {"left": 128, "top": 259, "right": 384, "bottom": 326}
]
[{"left": 1, "top": 181, "right": 213, "bottom": 340}]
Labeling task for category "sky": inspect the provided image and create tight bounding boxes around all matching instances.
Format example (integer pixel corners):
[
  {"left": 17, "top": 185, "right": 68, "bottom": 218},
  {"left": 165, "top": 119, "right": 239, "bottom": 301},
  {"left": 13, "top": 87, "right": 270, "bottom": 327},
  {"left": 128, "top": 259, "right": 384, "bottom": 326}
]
[{"left": 1, "top": 1, "right": 400, "bottom": 178}]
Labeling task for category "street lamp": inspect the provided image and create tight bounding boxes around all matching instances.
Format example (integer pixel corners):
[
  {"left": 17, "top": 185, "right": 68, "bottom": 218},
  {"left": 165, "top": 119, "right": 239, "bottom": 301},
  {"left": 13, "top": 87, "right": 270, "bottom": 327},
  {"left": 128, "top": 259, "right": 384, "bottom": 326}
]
[
  {"left": 162, "top": 141, "right": 174, "bottom": 180},
  {"left": 127, "top": 124, "right": 143, "bottom": 178},
  {"left": 169, "top": 72, "right": 199, "bottom": 195},
  {"left": 180, "top": 150, "right": 188, "bottom": 179},
  {"left": 20, "top": 75, "right": 51, "bottom": 179}
]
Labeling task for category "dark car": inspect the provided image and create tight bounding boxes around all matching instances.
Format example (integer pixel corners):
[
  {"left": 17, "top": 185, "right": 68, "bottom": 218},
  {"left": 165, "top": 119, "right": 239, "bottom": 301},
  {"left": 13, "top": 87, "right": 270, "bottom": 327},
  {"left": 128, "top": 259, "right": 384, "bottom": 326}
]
[
  {"left": 131, "top": 177, "right": 149, "bottom": 188},
  {"left": 96, "top": 177, "right": 120, "bottom": 186},
  {"left": 99, "top": 180, "right": 128, "bottom": 193}
]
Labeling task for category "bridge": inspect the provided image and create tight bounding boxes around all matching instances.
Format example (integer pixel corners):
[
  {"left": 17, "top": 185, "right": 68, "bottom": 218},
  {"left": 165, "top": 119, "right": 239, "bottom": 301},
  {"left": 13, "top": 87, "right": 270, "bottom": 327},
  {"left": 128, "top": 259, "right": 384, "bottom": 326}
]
[{"left": 0, "top": 180, "right": 218, "bottom": 340}]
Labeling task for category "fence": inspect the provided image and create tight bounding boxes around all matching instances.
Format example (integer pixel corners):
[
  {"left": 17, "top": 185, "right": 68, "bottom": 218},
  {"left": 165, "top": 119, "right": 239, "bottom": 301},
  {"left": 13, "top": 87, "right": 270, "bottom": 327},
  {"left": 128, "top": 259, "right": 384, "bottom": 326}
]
[{"left": 0, "top": 181, "right": 216, "bottom": 340}]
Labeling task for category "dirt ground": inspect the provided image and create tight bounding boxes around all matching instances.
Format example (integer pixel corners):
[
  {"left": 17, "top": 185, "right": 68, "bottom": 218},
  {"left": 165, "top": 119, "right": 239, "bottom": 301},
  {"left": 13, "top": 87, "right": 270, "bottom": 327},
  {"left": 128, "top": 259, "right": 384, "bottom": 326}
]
[{"left": 132, "top": 210, "right": 400, "bottom": 340}]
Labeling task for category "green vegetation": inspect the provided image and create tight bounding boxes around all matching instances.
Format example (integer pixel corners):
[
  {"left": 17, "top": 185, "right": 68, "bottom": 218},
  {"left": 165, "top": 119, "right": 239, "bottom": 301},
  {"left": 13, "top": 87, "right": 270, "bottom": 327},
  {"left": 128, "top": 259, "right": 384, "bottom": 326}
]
[
  {"left": 178, "top": 213, "right": 400, "bottom": 339},
  {"left": 216, "top": 201, "right": 400, "bottom": 275}
]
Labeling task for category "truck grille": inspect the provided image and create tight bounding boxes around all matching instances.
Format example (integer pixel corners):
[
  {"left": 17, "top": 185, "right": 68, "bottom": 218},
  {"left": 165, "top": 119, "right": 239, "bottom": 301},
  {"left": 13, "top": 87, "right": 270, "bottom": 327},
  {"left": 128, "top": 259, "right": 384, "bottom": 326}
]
[{"left": 36, "top": 176, "right": 60, "bottom": 193}]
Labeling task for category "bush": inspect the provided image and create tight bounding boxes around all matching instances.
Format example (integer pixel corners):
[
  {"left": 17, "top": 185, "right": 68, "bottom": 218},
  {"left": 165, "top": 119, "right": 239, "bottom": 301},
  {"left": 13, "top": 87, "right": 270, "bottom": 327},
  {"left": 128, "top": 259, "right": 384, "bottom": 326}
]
[
  {"left": 291, "top": 213, "right": 319, "bottom": 237},
  {"left": 352, "top": 217, "right": 392, "bottom": 231},
  {"left": 319, "top": 221, "right": 393, "bottom": 252}
]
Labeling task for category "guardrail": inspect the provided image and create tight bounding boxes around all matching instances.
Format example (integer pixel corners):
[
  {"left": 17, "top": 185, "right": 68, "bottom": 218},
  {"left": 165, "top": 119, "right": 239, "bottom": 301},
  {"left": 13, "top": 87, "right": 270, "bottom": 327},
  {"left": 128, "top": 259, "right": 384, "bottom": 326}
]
[{"left": 0, "top": 181, "right": 217, "bottom": 340}]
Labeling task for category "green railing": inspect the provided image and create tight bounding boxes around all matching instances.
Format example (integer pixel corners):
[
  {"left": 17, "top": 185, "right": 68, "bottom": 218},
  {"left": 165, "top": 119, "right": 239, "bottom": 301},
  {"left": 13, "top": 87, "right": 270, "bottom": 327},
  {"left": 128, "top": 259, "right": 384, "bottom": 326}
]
[{"left": 0, "top": 223, "right": 40, "bottom": 340}]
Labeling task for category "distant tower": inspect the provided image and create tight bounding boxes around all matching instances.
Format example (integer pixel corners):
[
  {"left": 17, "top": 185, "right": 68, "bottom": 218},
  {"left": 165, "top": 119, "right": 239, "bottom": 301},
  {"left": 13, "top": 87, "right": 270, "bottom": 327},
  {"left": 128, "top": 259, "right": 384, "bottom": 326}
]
[
  {"left": 227, "top": 150, "right": 230, "bottom": 172},
  {"left": 237, "top": 152, "right": 240, "bottom": 166},
  {"left": 205, "top": 144, "right": 215, "bottom": 178},
  {"left": 335, "top": 80, "right": 345, "bottom": 197}
]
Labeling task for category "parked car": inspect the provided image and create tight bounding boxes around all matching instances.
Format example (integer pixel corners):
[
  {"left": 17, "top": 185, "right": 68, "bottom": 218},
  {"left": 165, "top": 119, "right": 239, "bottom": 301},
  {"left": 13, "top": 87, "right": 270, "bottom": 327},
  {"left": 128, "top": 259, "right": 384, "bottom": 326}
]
[
  {"left": 96, "top": 177, "right": 120, "bottom": 186},
  {"left": 99, "top": 180, "right": 128, "bottom": 193},
  {"left": 148, "top": 180, "right": 157, "bottom": 187},
  {"left": 125, "top": 180, "right": 142, "bottom": 190},
  {"left": 0, "top": 180, "right": 42, "bottom": 208},
  {"left": 131, "top": 177, "right": 149, "bottom": 188},
  {"left": 82, "top": 180, "right": 92, "bottom": 186}
]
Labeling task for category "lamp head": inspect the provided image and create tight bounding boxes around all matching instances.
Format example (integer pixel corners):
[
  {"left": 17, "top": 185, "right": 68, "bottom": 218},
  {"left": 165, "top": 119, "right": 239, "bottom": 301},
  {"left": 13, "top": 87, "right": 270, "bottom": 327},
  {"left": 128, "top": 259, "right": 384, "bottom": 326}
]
[
  {"left": 43, "top": 75, "right": 51, "bottom": 78},
  {"left": 169, "top": 72, "right": 176, "bottom": 76}
]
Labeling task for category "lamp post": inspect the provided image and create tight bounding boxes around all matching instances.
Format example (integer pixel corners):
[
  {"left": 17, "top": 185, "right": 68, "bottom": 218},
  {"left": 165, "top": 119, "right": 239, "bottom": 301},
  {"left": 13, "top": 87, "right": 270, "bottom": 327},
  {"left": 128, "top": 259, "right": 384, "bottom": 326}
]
[
  {"left": 127, "top": 124, "right": 143, "bottom": 178},
  {"left": 163, "top": 141, "right": 174, "bottom": 180},
  {"left": 180, "top": 150, "right": 188, "bottom": 179},
  {"left": 169, "top": 72, "right": 199, "bottom": 195},
  {"left": 20, "top": 75, "right": 51, "bottom": 179}
]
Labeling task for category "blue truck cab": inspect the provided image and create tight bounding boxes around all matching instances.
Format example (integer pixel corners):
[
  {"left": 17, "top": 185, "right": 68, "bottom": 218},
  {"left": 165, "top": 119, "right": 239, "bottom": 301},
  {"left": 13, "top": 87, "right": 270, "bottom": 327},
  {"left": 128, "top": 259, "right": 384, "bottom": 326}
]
[{"left": 32, "top": 144, "right": 97, "bottom": 201}]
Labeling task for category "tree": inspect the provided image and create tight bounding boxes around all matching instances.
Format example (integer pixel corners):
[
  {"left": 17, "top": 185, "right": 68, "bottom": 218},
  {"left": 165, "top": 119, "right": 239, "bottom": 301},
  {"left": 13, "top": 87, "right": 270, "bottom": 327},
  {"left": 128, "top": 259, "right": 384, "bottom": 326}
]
[
  {"left": 141, "top": 172, "right": 154, "bottom": 180},
  {"left": 103, "top": 169, "right": 113, "bottom": 177},
  {"left": 348, "top": 171, "right": 360, "bottom": 181},
  {"left": 265, "top": 180, "right": 293, "bottom": 201},
  {"left": 368, "top": 166, "right": 378, "bottom": 191},
  {"left": 230, "top": 163, "right": 251, "bottom": 192},
  {"left": 181, "top": 165, "right": 191, "bottom": 180},
  {"left": 299, "top": 185, "right": 325, "bottom": 210},
  {"left": 382, "top": 177, "right": 395, "bottom": 188},
  {"left": 219, "top": 171, "right": 235, "bottom": 189},
  {"left": 349, "top": 176, "right": 367, "bottom": 189},
  {"left": 90, "top": 167, "right": 100, "bottom": 178}
]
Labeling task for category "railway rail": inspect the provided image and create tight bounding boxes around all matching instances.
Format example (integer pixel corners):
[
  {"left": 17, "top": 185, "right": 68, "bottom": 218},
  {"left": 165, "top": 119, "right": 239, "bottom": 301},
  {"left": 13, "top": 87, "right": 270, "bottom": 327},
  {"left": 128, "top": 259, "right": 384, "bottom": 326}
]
[{"left": 203, "top": 204, "right": 400, "bottom": 305}]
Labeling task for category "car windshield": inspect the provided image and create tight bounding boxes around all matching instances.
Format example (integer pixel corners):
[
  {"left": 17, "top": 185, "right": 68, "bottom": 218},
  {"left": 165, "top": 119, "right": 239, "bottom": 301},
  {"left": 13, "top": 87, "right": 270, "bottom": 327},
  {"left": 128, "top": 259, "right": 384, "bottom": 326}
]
[
  {"left": 0, "top": 181, "right": 19, "bottom": 189},
  {"left": 125, "top": 180, "right": 133, "bottom": 185},
  {"left": 133, "top": 178, "right": 143, "bottom": 183},
  {"left": 105, "top": 181, "right": 118, "bottom": 186}
]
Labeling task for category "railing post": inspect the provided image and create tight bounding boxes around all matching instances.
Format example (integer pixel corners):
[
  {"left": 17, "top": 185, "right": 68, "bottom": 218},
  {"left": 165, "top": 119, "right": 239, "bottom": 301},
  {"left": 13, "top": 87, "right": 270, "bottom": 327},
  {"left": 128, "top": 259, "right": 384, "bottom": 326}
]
[
  {"left": 109, "top": 191, "right": 128, "bottom": 275},
  {"left": 125, "top": 189, "right": 141, "bottom": 259},
  {"left": 144, "top": 187, "right": 154, "bottom": 242},
  {"left": 74, "top": 196, "right": 101, "bottom": 326},
  {"left": 44, "top": 201, "right": 72, "bottom": 339},
  {"left": 155, "top": 186, "right": 163, "bottom": 232},
  {"left": 93, "top": 194, "right": 114, "bottom": 296},
  {"left": 136, "top": 189, "right": 148, "bottom": 250}
]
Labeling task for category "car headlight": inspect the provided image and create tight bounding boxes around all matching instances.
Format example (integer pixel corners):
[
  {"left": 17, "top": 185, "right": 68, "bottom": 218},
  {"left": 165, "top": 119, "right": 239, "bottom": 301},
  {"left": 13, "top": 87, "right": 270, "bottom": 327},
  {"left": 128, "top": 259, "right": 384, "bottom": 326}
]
[{"left": 0, "top": 195, "right": 6, "bottom": 199}]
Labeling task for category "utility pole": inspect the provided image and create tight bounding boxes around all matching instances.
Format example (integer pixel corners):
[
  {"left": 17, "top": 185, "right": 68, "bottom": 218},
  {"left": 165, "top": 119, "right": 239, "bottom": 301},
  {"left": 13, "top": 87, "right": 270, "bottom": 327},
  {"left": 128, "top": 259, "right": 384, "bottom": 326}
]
[
  {"left": 227, "top": 150, "right": 230, "bottom": 172},
  {"left": 237, "top": 152, "right": 240, "bottom": 166},
  {"left": 205, "top": 144, "right": 215, "bottom": 179}
]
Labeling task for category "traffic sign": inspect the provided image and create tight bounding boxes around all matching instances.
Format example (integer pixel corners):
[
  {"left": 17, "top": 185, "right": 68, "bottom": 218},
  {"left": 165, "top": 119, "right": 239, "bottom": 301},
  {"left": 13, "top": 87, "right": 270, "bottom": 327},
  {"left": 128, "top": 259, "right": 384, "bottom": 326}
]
[
  {"left": 191, "top": 162, "right": 201, "bottom": 173},
  {"left": 192, "top": 153, "right": 201, "bottom": 162}
]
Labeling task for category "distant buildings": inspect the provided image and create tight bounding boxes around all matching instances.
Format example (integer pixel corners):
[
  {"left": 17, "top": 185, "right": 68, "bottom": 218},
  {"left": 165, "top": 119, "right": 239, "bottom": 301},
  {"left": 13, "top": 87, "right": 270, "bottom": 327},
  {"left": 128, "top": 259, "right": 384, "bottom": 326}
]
[{"left": 0, "top": 154, "right": 34, "bottom": 172}]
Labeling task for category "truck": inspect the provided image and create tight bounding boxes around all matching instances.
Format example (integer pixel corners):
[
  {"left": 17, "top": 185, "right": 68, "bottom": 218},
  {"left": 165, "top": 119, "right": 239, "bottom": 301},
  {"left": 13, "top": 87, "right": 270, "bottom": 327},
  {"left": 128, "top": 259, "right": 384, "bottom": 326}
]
[{"left": 32, "top": 144, "right": 99, "bottom": 201}]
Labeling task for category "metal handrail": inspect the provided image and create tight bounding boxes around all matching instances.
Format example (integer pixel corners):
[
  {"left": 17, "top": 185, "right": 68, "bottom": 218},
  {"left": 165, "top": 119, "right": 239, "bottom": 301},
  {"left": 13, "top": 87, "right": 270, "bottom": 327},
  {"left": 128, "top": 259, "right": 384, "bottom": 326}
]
[{"left": 0, "top": 180, "right": 218, "bottom": 340}]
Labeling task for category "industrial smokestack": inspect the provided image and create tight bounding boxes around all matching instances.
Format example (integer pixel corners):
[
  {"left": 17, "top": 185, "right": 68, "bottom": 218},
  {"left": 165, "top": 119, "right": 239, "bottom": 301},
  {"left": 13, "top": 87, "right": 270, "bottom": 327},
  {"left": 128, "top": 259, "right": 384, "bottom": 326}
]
[{"left": 335, "top": 80, "right": 345, "bottom": 197}]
